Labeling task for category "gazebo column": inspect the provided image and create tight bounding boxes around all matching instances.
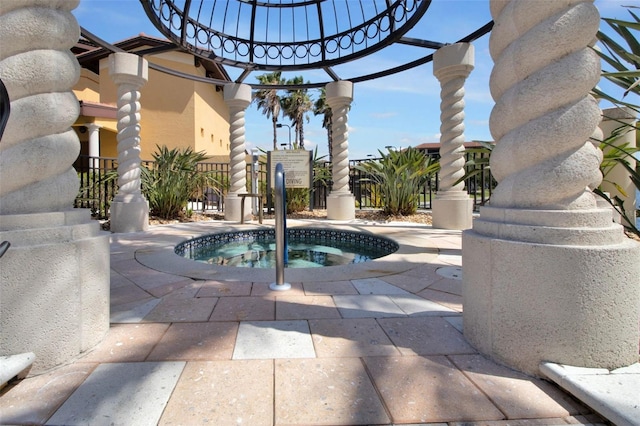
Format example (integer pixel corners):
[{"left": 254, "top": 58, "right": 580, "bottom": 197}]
[
  {"left": 432, "top": 43, "right": 475, "bottom": 230},
  {"left": 223, "top": 83, "right": 251, "bottom": 222},
  {"left": 87, "top": 123, "right": 101, "bottom": 157},
  {"left": 87, "top": 123, "right": 101, "bottom": 169},
  {"left": 463, "top": 0, "right": 640, "bottom": 376},
  {"left": 599, "top": 106, "right": 637, "bottom": 228},
  {"left": 326, "top": 81, "right": 355, "bottom": 220},
  {"left": 0, "top": 0, "right": 109, "bottom": 373},
  {"left": 108, "top": 52, "right": 149, "bottom": 233}
]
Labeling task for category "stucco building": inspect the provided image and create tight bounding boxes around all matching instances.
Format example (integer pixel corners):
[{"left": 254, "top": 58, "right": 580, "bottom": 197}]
[{"left": 71, "top": 34, "right": 232, "bottom": 162}]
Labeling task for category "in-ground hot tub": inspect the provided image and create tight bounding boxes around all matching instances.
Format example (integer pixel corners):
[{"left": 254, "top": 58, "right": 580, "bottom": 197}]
[{"left": 175, "top": 228, "right": 399, "bottom": 268}]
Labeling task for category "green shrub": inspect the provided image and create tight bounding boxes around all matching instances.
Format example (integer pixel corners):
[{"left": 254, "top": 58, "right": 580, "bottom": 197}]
[
  {"left": 141, "top": 145, "right": 222, "bottom": 219},
  {"left": 591, "top": 6, "right": 640, "bottom": 237},
  {"left": 355, "top": 147, "right": 439, "bottom": 216}
]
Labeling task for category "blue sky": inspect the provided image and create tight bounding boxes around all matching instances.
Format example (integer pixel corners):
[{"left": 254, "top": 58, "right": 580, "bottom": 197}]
[{"left": 73, "top": 0, "right": 633, "bottom": 160}]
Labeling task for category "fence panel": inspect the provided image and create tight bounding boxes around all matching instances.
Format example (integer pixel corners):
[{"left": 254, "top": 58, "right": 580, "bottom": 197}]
[
  {"left": 74, "top": 155, "right": 118, "bottom": 219},
  {"left": 74, "top": 152, "right": 494, "bottom": 217}
]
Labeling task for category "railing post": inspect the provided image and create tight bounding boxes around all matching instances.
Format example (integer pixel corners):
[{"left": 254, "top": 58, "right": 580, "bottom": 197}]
[{"left": 270, "top": 163, "right": 291, "bottom": 291}]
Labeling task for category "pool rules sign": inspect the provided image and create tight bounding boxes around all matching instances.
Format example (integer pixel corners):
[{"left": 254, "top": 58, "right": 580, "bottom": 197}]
[{"left": 268, "top": 150, "right": 312, "bottom": 189}]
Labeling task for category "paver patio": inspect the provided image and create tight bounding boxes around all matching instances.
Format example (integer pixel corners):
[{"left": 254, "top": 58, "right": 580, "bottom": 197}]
[{"left": 0, "top": 218, "right": 610, "bottom": 425}]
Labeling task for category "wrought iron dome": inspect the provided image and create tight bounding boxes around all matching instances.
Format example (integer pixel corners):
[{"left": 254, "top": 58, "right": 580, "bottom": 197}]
[{"left": 139, "top": 0, "right": 493, "bottom": 88}]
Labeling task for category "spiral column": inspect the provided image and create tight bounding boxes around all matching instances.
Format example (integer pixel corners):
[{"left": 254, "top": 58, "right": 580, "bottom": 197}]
[
  {"left": 108, "top": 52, "right": 149, "bottom": 233},
  {"left": 325, "top": 81, "right": 355, "bottom": 220},
  {"left": 462, "top": 0, "right": 640, "bottom": 376},
  {"left": 432, "top": 43, "right": 475, "bottom": 230},
  {"left": 223, "top": 83, "right": 251, "bottom": 222},
  {"left": 0, "top": 0, "right": 110, "bottom": 373}
]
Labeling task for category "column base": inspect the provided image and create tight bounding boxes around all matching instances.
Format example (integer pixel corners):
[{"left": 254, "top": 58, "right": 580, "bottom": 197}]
[
  {"left": 224, "top": 193, "right": 252, "bottom": 222},
  {"left": 463, "top": 207, "right": 640, "bottom": 376},
  {"left": 327, "top": 192, "right": 355, "bottom": 220},
  {"left": 110, "top": 196, "right": 149, "bottom": 233},
  {"left": 0, "top": 210, "right": 110, "bottom": 373},
  {"left": 432, "top": 192, "right": 474, "bottom": 230}
]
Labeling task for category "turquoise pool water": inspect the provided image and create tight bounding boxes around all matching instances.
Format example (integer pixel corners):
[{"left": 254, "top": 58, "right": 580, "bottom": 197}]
[{"left": 175, "top": 228, "right": 399, "bottom": 268}]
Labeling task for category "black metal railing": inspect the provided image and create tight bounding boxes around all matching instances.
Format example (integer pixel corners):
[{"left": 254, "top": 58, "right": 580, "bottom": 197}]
[{"left": 73, "top": 151, "right": 494, "bottom": 218}]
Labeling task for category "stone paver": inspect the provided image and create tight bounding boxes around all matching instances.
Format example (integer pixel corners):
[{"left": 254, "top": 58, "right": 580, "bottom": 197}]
[
  {"left": 275, "top": 357, "right": 390, "bottom": 425},
  {"left": 428, "top": 276, "right": 463, "bottom": 296},
  {"left": 79, "top": 323, "right": 170, "bottom": 363},
  {"left": 418, "top": 287, "right": 463, "bottom": 312},
  {"left": 143, "top": 296, "right": 217, "bottom": 322},
  {"left": 303, "top": 280, "right": 359, "bottom": 295},
  {"left": 233, "top": 320, "right": 316, "bottom": 359},
  {"left": 159, "top": 360, "right": 273, "bottom": 425},
  {"left": 195, "top": 279, "right": 252, "bottom": 297},
  {"left": 309, "top": 318, "right": 401, "bottom": 357},
  {"left": 364, "top": 355, "right": 505, "bottom": 423},
  {"left": 209, "top": 295, "right": 275, "bottom": 321},
  {"left": 46, "top": 362, "right": 185, "bottom": 426},
  {"left": 450, "top": 354, "right": 587, "bottom": 419},
  {"left": 333, "top": 294, "right": 406, "bottom": 318},
  {"left": 351, "top": 277, "right": 410, "bottom": 295},
  {"left": 276, "top": 295, "right": 341, "bottom": 320},
  {"left": 147, "top": 322, "right": 238, "bottom": 361},
  {"left": 389, "top": 293, "right": 458, "bottom": 316},
  {"left": 110, "top": 297, "right": 161, "bottom": 323},
  {"left": 0, "top": 362, "right": 96, "bottom": 425},
  {"left": 378, "top": 316, "right": 475, "bottom": 356}
]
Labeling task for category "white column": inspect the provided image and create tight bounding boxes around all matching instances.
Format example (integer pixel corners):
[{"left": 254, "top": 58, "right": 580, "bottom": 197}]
[
  {"left": 463, "top": 0, "right": 640, "bottom": 376},
  {"left": 432, "top": 43, "right": 475, "bottom": 230},
  {"left": 600, "top": 106, "right": 637, "bottom": 227},
  {"left": 0, "top": 0, "right": 110, "bottom": 373},
  {"left": 223, "top": 83, "right": 251, "bottom": 222},
  {"left": 325, "top": 80, "right": 355, "bottom": 220},
  {"left": 87, "top": 122, "right": 101, "bottom": 159},
  {"left": 108, "top": 52, "right": 149, "bottom": 233}
]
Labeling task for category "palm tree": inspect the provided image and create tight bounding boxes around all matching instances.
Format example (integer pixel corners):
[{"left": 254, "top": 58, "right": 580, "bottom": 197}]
[
  {"left": 282, "top": 76, "right": 313, "bottom": 148},
  {"left": 253, "top": 72, "right": 284, "bottom": 149},
  {"left": 313, "top": 88, "right": 333, "bottom": 162}
]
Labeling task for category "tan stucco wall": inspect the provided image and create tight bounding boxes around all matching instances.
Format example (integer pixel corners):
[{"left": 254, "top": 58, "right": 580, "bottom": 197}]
[
  {"left": 194, "top": 84, "right": 230, "bottom": 156},
  {"left": 74, "top": 68, "right": 100, "bottom": 102},
  {"left": 99, "top": 131, "right": 118, "bottom": 158}
]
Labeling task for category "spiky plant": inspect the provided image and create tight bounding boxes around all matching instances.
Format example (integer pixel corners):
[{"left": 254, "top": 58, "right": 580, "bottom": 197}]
[
  {"left": 355, "top": 147, "right": 439, "bottom": 216},
  {"left": 141, "top": 145, "right": 221, "bottom": 219}
]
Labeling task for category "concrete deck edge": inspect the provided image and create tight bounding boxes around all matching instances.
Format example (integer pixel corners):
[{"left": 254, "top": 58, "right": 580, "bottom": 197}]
[{"left": 540, "top": 361, "right": 640, "bottom": 426}]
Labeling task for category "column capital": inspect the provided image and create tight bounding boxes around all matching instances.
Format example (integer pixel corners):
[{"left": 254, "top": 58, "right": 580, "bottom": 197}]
[
  {"left": 85, "top": 123, "right": 102, "bottom": 131},
  {"left": 224, "top": 83, "right": 252, "bottom": 109},
  {"left": 109, "top": 52, "right": 148, "bottom": 87},
  {"left": 325, "top": 80, "right": 353, "bottom": 106},
  {"left": 433, "top": 43, "right": 475, "bottom": 81}
]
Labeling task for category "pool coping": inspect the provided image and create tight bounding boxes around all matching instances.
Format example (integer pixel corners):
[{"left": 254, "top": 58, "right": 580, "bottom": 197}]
[{"left": 134, "top": 220, "right": 441, "bottom": 282}]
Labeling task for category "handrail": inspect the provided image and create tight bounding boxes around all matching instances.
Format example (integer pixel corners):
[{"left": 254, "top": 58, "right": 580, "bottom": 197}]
[
  {"left": 0, "top": 78, "right": 10, "bottom": 258},
  {"left": 0, "top": 78, "right": 10, "bottom": 140},
  {"left": 269, "top": 163, "right": 291, "bottom": 291}
]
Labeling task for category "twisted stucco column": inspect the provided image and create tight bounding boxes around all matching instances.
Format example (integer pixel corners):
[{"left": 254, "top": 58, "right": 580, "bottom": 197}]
[
  {"left": 462, "top": 0, "right": 640, "bottom": 376},
  {"left": 0, "top": 1, "right": 81, "bottom": 214},
  {"left": 223, "top": 83, "right": 251, "bottom": 222},
  {"left": 326, "top": 81, "right": 355, "bottom": 220},
  {"left": 432, "top": 43, "right": 475, "bottom": 230},
  {"left": 0, "top": 0, "right": 110, "bottom": 373},
  {"left": 108, "top": 52, "right": 149, "bottom": 233}
]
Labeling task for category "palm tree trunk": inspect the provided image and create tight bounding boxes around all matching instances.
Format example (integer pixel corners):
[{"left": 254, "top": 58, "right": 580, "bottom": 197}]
[
  {"left": 299, "top": 120, "right": 305, "bottom": 149},
  {"left": 272, "top": 116, "right": 277, "bottom": 150}
]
